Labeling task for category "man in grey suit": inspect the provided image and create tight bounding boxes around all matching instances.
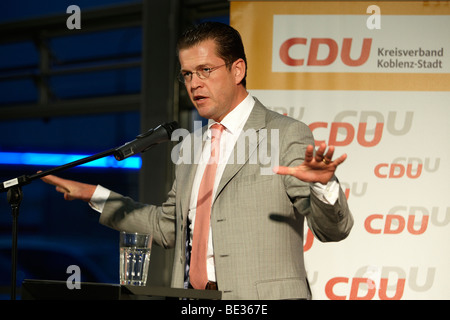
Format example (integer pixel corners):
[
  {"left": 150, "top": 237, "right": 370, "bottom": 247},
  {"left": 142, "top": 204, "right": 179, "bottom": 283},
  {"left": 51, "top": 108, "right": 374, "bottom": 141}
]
[{"left": 42, "top": 22, "right": 353, "bottom": 299}]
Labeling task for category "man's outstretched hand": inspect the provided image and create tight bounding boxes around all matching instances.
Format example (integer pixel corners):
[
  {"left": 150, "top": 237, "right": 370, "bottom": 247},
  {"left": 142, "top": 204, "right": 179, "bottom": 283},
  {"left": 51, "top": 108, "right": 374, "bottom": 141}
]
[
  {"left": 273, "top": 143, "right": 347, "bottom": 185},
  {"left": 40, "top": 173, "right": 96, "bottom": 202}
]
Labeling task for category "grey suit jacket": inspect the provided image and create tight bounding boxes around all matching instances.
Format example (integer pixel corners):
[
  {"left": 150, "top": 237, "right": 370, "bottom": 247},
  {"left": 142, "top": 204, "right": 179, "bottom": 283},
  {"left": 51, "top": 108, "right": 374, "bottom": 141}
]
[{"left": 99, "top": 99, "right": 353, "bottom": 299}]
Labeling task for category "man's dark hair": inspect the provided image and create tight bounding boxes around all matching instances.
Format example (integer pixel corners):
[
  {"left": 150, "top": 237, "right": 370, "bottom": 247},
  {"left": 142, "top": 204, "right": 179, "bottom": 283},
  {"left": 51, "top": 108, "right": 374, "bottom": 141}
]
[{"left": 177, "top": 21, "right": 247, "bottom": 87}]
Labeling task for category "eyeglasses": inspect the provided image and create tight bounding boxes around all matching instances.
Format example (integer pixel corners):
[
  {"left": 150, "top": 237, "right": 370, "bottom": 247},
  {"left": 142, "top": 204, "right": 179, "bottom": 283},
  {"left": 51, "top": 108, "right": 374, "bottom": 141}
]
[{"left": 178, "top": 63, "right": 228, "bottom": 84}]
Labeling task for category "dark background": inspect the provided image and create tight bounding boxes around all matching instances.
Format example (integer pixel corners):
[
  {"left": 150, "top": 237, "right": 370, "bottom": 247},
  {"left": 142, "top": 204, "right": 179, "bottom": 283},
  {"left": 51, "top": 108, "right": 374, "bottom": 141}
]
[{"left": 0, "top": 0, "right": 229, "bottom": 299}]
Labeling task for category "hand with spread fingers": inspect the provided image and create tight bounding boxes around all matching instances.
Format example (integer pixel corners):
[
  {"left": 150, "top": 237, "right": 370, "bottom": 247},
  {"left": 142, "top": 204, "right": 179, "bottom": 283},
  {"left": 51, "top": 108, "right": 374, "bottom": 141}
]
[{"left": 274, "top": 143, "right": 347, "bottom": 185}]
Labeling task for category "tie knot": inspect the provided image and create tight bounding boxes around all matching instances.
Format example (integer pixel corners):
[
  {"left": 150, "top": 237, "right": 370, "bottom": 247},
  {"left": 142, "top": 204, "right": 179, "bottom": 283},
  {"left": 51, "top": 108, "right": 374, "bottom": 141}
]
[{"left": 210, "top": 123, "right": 224, "bottom": 141}]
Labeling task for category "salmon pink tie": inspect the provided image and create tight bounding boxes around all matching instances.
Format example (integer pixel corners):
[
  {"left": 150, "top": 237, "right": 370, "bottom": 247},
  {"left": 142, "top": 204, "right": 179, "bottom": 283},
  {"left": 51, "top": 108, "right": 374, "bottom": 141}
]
[{"left": 190, "top": 123, "right": 224, "bottom": 289}]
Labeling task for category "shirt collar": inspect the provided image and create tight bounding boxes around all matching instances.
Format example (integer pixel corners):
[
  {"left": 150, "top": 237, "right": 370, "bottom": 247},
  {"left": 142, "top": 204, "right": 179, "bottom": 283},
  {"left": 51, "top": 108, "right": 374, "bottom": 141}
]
[{"left": 207, "top": 93, "right": 255, "bottom": 136}]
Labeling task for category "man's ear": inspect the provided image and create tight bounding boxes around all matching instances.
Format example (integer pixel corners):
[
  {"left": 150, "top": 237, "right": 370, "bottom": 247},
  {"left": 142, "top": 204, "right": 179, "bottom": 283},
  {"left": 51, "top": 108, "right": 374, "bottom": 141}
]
[{"left": 233, "top": 58, "right": 246, "bottom": 85}]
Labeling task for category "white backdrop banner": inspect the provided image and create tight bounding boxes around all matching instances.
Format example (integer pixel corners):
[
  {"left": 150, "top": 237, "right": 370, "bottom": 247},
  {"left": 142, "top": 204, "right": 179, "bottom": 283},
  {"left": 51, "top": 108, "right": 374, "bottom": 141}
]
[{"left": 231, "top": 1, "right": 450, "bottom": 300}]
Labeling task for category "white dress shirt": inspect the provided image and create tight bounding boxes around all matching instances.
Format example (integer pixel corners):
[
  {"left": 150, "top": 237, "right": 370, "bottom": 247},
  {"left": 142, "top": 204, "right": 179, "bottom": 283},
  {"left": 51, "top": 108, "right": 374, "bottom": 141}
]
[{"left": 187, "top": 93, "right": 255, "bottom": 282}]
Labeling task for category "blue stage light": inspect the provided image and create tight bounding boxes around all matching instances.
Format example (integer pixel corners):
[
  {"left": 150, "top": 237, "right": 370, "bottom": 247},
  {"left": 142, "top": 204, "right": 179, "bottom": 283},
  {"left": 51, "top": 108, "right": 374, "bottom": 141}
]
[{"left": 0, "top": 152, "right": 141, "bottom": 169}]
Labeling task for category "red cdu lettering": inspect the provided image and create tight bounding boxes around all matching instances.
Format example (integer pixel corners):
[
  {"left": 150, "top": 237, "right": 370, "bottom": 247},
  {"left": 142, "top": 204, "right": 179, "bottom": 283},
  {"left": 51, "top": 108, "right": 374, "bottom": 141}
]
[
  {"left": 389, "top": 164, "right": 405, "bottom": 179},
  {"left": 307, "top": 38, "right": 338, "bottom": 66},
  {"left": 365, "top": 213, "right": 429, "bottom": 235},
  {"left": 326, "top": 276, "right": 405, "bottom": 300},
  {"left": 310, "top": 121, "right": 383, "bottom": 147},
  {"left": 279, "top": 37, "right": 372, "bottom": 67},
  {"left": 279, "top": 37, "right": 307, "bottom": 66},
  {"left": 328, "top": 122, "right": 355, "bottom": 146},
  {"left": 341, "top": 38, "right": 372, "bottom": 66},
  {"left": 384, "top": 214, "right": 405, "bottom": 234},
  {"left": 357, "top": 122, "right": 384, "bottom": 147},
  {"left": 406, "top": 163, "right": 422, "bottom": 178},
  {"left": 407, "top": 214, "right": 429, "bottom": 235},
  {"left": 303, "top": 228, "right": 314, "bottom": 252},
  {"left": 374, "top": 162, "right": 423, "bottom": 179},
  {"left": 325, "top": 277, "right": 348, "bottom": 300},
  {"left": 364, "top": 214, "right": 383, "bottom": 234},
  {"left": 378, "top": 278, "right": 405, "bottom": 300},
  {"left": 374, "top": 163, "right": 389, "bottom": 178},
  {"left": 344, "top": 188, "right": 350, "bottom": 200},
  {"left": 308, "top": 122, "right": 328, "bottom": 145},
  {"left": 349, "top": 278, "right": 376, "bottom": 300}
]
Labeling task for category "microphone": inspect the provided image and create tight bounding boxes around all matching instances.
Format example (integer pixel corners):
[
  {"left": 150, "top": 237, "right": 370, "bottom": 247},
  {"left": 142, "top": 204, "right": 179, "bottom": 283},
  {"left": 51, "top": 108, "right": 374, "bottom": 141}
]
[{"left": 114, "top": 121, "right": 179, "bottom": 160}]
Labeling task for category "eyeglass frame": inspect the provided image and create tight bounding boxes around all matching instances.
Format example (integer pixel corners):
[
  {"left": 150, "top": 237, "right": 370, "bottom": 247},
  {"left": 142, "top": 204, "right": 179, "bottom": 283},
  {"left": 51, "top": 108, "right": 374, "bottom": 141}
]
[{"left": 177, "top": 63, "right": 231, "bottom": 84}]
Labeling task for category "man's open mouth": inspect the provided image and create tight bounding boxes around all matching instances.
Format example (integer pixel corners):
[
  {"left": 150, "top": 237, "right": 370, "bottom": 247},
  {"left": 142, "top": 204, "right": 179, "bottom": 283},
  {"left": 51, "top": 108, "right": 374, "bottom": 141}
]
[{"left": 194, "top": 95, "right": 207, "bottom": 101}]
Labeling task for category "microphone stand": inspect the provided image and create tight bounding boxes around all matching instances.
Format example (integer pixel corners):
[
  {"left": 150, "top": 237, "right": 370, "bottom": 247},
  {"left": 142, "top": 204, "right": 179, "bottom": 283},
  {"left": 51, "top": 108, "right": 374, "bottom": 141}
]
[
  {"left": 1, "top": 147, "right": 118, "bottom": 300},
  {"left": 1, "top": 121, "right": 177, "bottom": 300}
]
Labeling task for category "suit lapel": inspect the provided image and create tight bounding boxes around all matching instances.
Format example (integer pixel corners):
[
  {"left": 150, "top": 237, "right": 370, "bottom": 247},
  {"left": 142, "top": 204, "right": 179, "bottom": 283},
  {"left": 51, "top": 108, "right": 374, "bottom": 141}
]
[
  {"left": 178, "top": 127, "right": 204, "bottom": 222},
  {"left": 178, "top": 99, "right": 269, "bottom": 210},
  {"left": 214, "top": 99, "right": 267, "bottom": 202}
]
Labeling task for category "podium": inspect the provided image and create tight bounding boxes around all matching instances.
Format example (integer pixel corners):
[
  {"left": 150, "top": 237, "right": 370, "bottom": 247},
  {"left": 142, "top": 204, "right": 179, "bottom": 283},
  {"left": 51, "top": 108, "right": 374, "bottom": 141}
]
[{"left": 21, "top": 279, "right": 222, "bottom": 300}]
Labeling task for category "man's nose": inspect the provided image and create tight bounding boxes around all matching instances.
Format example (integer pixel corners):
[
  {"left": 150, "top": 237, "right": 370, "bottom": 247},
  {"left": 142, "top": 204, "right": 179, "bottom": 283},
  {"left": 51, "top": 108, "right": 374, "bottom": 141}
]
[{"left": 190, "top": 72, "right": 204, "bottom": 89}]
